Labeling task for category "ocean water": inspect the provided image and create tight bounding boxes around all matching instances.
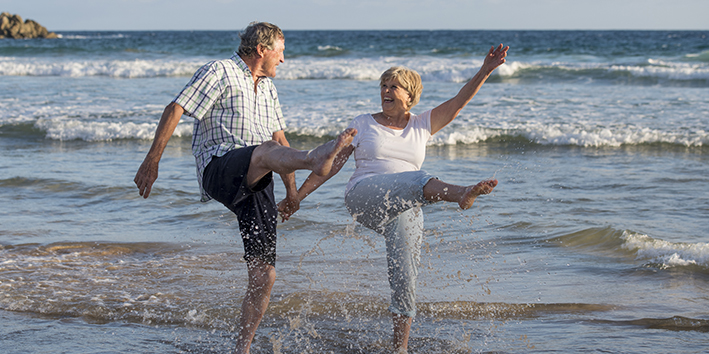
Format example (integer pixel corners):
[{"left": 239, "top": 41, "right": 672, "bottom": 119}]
[{"left": 1, "top": 30, "right": 708, "bottom": 353}]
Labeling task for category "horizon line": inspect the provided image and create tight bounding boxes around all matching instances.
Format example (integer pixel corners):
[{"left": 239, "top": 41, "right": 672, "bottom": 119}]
[{"left": 47, "top": 28, "right": 709, "bottom": 32}]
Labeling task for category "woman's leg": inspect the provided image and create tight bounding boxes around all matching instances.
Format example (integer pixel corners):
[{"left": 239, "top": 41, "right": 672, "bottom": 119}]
[
  {"left": 383, "top": 208, "right": 422, "bottom": 317},
  {"left": 393, "top": 313, "right": 413, "bottom": 353},
  {"left": 382, "top": 208, "right": 423, "bottom": 352},
  {"left": 423, "top": 178, "right": 497, "bottom": 210},
  {"left": 345, "top": 172, "right": 430, "bottom": 352},
  {"left": 344, "top": 171, "right": 435, "bottom": 232}
]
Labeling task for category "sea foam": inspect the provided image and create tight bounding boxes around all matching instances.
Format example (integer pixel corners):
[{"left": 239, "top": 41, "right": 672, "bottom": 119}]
[
  {"left": 621, "top": 231, "right": 709, "bottom": 269},
  {"left": 23, "top": 117, "right": 708, "bottom": 146},
  {"left": 34, "top": 118, "right": 193, "bottom": 141},
  {"left": 1, "top": 56, "right": 706, "bottom": 84},
  {"left": 0, "top": 57, "right": 203, "bottom": 78}
]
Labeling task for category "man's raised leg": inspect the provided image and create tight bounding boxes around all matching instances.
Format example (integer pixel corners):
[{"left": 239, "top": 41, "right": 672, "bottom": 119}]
[{"left": 246, "top": 128, "right": 357, "bottom": 188}]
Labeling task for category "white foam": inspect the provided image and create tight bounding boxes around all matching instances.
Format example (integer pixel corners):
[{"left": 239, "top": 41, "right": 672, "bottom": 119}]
[
  {"left": 521, "top": 123, "right": 707, "bottom": 147},
  {"left": 26, "top": 116, "right": 707, "bottom": 146},
  {"left": 425, "top": 123, "right": 708, "bottom": 147},
  {"left": 611, "top": 59, "right": 709, "bottom": 81},
  {"left": 621, "top": 231, "right": 709, "bottom": 269},
  {"left": 34, "top": 119, "right": 193, "bottom": 141},
  {"left": 0, "top": 57, "right": 204, "bottom": 78},
  {"left": 59, "top": 33, "right": 125, "bottom": 40},
  {"left": 318, "top": 45, "right": 343, "bottom": 52},
  {"left": 277, "top": 57, "right": 513, "bottom": 82},
  {"left": 1, "top": 55, "right": 706, "bottom": 84},
  {"left": 0, "top": 56, "right": 514, "bottom": 82}
]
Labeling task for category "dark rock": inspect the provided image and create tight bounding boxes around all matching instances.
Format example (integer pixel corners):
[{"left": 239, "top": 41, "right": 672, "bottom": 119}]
[{"left": 0, "top": 12, "right": 58, "bottom": 39}]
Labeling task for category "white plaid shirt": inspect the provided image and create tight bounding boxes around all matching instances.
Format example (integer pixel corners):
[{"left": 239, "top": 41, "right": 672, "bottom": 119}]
[{"left": 173, "top": 53, "right": 285, "bottom": 202}]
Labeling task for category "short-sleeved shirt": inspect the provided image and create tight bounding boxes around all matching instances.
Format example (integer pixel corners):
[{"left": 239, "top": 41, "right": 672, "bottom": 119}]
[
  {"left": 345, "top": 110, "right": 432, "bottom": 193},
  {"left": 173, "top": 53, "right": 286, "bottom": 201}
]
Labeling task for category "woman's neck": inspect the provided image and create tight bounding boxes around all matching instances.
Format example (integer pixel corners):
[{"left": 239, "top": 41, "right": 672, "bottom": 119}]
[{"left": 374, "top": 111, "right": 409, "bottom": 130}]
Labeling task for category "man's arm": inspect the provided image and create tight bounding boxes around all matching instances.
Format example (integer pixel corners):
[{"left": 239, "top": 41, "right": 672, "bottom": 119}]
[
  {"left": 134, "top": 102, "right": 184, "bottom": 198},
  {"left": 272, "top": 130, "right": 299, "bottom": 220}
]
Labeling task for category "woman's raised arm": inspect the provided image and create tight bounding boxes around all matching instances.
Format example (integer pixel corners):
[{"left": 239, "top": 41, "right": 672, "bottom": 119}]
[{"left": 430, "top": 44, "right": 509, "bottom": 135}]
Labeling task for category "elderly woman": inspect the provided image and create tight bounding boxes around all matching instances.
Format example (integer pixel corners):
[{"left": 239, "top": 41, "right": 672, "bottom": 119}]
[{"left": 281, "top": 44, "right": 508, "bottom": 352}]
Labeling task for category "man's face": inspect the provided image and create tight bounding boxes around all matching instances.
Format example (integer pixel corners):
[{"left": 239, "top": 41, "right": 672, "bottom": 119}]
[{"left": 260, "top": 38, "right": 285, "bottom": 78}]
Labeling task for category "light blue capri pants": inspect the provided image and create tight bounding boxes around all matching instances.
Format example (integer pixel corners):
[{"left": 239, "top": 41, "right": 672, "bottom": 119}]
[{"left": 344, "top": 170, "right": 436, "bottom": 318}]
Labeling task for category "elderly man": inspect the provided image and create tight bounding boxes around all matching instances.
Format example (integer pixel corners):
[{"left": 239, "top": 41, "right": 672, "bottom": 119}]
[{"left": 134, "top": 22, "right": 355, "bottom": 353}]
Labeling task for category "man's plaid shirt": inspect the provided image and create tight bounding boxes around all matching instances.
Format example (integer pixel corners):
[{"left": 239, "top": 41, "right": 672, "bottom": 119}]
[{"left": 173, "top": 53, "right": 285, "bottom": 201}]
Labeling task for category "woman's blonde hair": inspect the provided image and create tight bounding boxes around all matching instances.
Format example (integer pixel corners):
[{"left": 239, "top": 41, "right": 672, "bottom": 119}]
[{"left": 379, "top": 66, "right": 423, "bottom": 110}]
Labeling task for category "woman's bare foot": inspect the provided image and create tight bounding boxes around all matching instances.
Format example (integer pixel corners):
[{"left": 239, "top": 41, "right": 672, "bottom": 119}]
[
  {"left": 459, "top": 179, "right": 498, "bottom": 210},
  {"left": 307, "top": 128, "right": 357, "bottom": 176}
]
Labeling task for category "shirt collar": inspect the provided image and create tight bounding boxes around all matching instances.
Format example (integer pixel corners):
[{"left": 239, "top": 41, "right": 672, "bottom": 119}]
[
  {"left": 231, "top": 52, "right": 269, "bottom": 88},
  {"left": 231, "top": 52, "right": 252, "bottom": 76}
]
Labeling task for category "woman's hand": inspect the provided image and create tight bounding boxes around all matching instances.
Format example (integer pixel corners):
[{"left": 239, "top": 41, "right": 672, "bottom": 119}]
[
  {"left": 481, "top": 44, "right": 509, "bottom": 75},
  {"left": 277, "top": 194, "right": 300, "bottom": 222},
  {"left": 430, "top": 44, "right": 510, "bottom": 135}
]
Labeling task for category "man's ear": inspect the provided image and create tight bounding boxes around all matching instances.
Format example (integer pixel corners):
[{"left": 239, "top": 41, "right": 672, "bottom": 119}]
[{"left": 256, "top": 43, "right": 266, "bottom": 58}]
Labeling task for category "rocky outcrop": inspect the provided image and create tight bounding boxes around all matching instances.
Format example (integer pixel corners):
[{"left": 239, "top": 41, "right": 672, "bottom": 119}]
[{"left": 1, "top": 12, "right": 58, "bottom": 39}]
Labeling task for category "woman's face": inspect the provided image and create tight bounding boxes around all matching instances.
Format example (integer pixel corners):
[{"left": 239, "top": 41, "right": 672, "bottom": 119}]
[{"left": 380, "top": 79, "right": 411, "bottom": 113}]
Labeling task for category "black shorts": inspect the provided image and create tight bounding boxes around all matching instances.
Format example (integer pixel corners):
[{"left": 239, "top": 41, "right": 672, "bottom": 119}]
[{"left": 202, "top": 146, "right": 278, "bottom": 266}]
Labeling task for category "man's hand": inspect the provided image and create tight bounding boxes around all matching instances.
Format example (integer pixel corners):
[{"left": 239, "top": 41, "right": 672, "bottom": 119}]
[
  {"left": 133, "top": 102, "right": 184, "bottom": 199},
  {"left": 134, "top": 157, "right": 159, "bottom": 198}
]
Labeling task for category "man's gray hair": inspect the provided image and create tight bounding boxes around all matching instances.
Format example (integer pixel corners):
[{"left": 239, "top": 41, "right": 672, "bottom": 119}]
[{"left": 237, "top": 22, "right": 284, "bottom": 57}]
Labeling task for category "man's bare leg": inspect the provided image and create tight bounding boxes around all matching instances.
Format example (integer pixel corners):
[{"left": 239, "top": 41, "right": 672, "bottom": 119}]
[
  {"left": 234, "top": 259, "right": 276, "bottom": 354},
  {"left": 246, "top": 128, "right": 357, "bottom": 187},
  {"left": 423, "top": 179, "right": 498, "bottom": 210},
  {"left": 393, "top": 314, "right": 413, "bottom": 353}
]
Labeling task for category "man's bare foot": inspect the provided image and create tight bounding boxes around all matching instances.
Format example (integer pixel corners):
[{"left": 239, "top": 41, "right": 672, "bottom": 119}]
[
  {"left": 459, "top": 179, "right": 497, "bottom": 210},
  {"left": 308, "top": 128, "right": 357, "bottom": 176}
]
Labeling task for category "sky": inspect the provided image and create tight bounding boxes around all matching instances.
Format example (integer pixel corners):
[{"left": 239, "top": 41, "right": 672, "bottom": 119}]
[{"left": 2, "top": 0, "right": 708, "bottom": 31}]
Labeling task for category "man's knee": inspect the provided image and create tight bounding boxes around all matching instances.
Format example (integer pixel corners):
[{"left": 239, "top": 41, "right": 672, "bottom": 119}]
[
  {"left": 251, "top": 140, "right": 283, "bottom": 168},
  {"left": 253, "top": 140, "right": 282, "bottom": 156},
  {"left": 247, "top": 258, "right": 276, "bottom": 285}
]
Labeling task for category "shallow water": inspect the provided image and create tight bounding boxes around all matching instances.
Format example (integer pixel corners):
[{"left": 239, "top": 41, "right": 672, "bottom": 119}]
[
  {"left": 2, "top": 30, "right": 709, "bottom": 353},
  {"left": 2, "top": 134, "right": 708, "bottom": 353}
]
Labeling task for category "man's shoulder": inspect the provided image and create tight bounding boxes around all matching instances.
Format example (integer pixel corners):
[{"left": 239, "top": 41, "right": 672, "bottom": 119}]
[{"left": 198, "top": 55, "right": 247, "bottom": 77}]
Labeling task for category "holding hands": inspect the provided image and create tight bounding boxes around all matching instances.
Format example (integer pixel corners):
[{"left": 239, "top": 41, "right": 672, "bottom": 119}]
[{"left": 277, "top": 194, "right": 300, "bottom": 222}]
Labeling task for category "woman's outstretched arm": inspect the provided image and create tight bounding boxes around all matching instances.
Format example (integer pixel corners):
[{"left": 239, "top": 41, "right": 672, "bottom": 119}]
[{"left": 430, "top": 44, "right": 509, "bottom": 135}]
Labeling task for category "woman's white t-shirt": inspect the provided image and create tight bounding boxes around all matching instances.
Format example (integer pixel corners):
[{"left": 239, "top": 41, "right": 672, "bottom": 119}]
[{"left": 345, "top": 110, "right": 432, "bottom": 193}]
